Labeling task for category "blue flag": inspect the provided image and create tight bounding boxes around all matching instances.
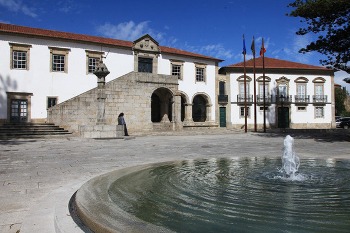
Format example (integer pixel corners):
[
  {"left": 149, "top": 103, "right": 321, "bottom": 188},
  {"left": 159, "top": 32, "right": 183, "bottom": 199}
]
[{"left": 242, "top": 35, "right": 246, "bottom": 55}]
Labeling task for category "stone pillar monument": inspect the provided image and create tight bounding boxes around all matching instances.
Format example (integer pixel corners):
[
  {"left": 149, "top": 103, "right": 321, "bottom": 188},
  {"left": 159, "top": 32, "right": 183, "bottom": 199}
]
[
  {"left": 93, "top": 60, "right": 110, "bottom": 125},
  {"left": 79, "top": 60, "right": 123, "bottom": 138}
]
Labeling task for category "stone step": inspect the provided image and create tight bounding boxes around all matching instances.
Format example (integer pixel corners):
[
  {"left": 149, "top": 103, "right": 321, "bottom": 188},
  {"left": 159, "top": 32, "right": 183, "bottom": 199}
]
[{"left": 0, "top": 123, "right": 72, "bottom": 139}]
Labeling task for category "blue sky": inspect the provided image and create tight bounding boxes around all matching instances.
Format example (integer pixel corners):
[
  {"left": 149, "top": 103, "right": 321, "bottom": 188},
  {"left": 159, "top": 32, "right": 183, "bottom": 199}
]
[{"left": 0, "top": 0, "right": 349, "bottom": 89}]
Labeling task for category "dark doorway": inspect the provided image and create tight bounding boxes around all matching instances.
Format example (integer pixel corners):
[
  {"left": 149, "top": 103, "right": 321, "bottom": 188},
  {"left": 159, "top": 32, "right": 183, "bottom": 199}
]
[
  {"left": 192, "top": 95, "right": 207, "bottom": 122},
  {"left": 151, "top": 88, "right": 173, "bottom": 123},
  {"left": 151, "top": 93, "right": 161, "bottom": 122},
  {"left": 11, "top": 99, "right": 28, "bottom": 123},
  {"left": 278, "top": 107, "right": 289, "bottom": 128},
  {"left": 219, "top": 107, "right": 226, "bottom": 127}
]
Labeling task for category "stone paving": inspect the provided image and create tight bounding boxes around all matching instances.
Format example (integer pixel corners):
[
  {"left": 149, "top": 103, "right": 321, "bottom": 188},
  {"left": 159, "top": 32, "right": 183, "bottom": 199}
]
[{"left": 0, "top": 130, "right": 349, "bottom": 233}]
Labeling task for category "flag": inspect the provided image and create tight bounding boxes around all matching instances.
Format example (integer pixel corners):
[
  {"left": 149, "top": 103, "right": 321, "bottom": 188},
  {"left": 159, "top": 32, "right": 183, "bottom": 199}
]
[
  {"left": 242, "top": 35, "right": 246, "bottom": 55},
  {"left": 260, "top": 38, "right": 266, "bottom": 56},
  {"left": 251, "top": 36, "right": 255, "bottom": 56}
]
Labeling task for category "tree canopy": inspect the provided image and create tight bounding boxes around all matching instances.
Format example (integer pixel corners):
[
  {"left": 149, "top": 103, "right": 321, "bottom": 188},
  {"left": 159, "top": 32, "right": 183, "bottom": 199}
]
[{"left": 288, "top": 0, "right": 350, "bottom": 73}]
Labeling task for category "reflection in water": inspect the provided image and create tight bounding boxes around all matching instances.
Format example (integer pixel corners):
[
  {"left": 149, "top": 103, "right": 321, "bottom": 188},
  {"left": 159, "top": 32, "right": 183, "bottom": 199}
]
[{"left": 108, "top": 158, "right": 350, "bottom": 233}]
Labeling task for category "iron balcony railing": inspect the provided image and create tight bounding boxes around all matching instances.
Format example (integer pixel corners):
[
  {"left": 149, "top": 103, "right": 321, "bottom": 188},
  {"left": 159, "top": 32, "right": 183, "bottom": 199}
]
[
  {"left": 294, "top": 95, "right": 310, "bottom": 104},
  {"left": 313, "top": 95, "right": 327, "bottom": 104},
  {"left": 276, "top": 95, "right": 293, "bottom": 104},
  {"left": 218, "top": 95, "right": 228, "bottom": 104},
  {"left": 237, "top": 94, "right": 253, "bottom": 104},
  {"left": 256, "top": 95, "right": 272, "bottom": 105}
]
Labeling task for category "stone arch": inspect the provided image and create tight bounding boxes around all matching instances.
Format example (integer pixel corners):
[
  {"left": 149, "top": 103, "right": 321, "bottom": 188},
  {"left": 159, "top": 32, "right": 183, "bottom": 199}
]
[
  {"left": 151, "top": 87, "right": 174, "bottom": 123},
  {"left": 191, "top": 93, "right": 211, "bottom": 122}
]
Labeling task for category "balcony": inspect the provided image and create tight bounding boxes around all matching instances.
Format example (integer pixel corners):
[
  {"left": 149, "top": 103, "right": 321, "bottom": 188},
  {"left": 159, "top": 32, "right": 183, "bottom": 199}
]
[
  {"left": 276, "top": 95, "right": 292, "bottom": 105},
  {"left": 294, "top": 95, "right": 310, "bottom": 105},
  {"left": 237, "top": 94, "right": 253, "bottom": 105},
  {"left": 313, "top": 95, "right": 327, "bottom": 105},
  {"left": 218, "top": 95, "right": 228, "bottom": 104},
  {"left": 256, "top": 95, "right": 272, "bottom": 105}
]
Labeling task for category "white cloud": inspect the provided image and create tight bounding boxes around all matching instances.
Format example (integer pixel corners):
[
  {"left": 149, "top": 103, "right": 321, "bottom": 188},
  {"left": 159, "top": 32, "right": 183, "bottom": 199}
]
[
  {"left": 199, "top": 44, "right": 234, "bottom": 60},
  {"left": 96, "top": 21, "right": 165, "bottom": 41},
  {"left": 0, "top": 0, "right": 37, "bottom": 17}
]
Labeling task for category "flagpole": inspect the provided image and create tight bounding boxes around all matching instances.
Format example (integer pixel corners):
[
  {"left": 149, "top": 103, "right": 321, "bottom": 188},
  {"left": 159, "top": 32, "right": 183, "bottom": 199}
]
[
  {"left": 252, "top": 36, "right": 257, "bottom": 132},
  {"left": 243, "top": 35, "right": 247, "bottom": 133},
  {"left": 262, "top": 38, "right": 266, "bottom": 133}
]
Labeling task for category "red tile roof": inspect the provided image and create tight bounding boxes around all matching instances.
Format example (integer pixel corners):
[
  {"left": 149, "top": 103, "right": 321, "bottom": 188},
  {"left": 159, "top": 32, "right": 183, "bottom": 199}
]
[
  {"left": 227, "top": 56, "right": 328, "bottom": 70},
  {"left": 0, "top": 23, "right": 223, "bottom": 62}
]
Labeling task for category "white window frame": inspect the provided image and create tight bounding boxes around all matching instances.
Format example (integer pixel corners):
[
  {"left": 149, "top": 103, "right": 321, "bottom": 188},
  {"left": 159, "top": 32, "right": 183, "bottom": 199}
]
[
  {"left": 195, "top": 63, "right": 206, "bottom": 83},
  {"left": 170, "top": 60, "right": 184, "bottom": 80},
  {"left": 49, "top": 47, "right": 70, "bottom": 73},
  {"left": 315, "top": 106, "right": 324, "bottom": 118},
  {"left": 9, "top": 43, "right": 32, "bottom": 70},
  {"left": 86, "top": 50, "right": 103, "bottom": 74},
  {"left": 240, "top": 106, "right": 250, "bottom": 118}
]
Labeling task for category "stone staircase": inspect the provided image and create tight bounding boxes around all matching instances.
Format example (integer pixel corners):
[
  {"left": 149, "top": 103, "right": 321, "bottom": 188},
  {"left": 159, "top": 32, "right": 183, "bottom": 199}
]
[{"left": 0, "top": 123, "right": 72, "bottom": 139}]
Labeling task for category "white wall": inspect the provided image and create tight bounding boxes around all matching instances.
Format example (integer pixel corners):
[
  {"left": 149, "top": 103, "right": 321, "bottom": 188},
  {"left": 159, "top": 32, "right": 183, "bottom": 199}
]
[
  {"left": 0, "top": 35, "right": 218, "bottom": 122},
  {"left": 229, "top": 72, "right": 333, "bottom": 126}
]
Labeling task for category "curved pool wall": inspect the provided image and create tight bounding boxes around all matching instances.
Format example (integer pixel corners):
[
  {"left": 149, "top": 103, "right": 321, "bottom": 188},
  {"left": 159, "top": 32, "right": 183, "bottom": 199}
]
[
  {"left": 75, "top": 162, "right": 176, "bottom": 233},
  {"left": 75, "top": 157, "right": 350, "bottom": 233}
]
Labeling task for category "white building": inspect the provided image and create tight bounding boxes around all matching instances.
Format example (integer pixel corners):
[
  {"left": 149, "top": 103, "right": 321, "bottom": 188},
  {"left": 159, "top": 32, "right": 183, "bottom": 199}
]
[
  {"left": 0, "top": 23, "right": 335, "bottom": 134},
  {"left": 219, "top": 57, "right": 335, "bottom": 129}
]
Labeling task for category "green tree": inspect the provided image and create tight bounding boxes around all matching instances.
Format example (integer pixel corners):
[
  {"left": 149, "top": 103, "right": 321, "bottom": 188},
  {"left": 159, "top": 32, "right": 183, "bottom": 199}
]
[
  {"left": 288, "top": 0, "right": 350, "bottom": 73},
  {"left": 335, "top": 87, "right": 347, "bottom": 116}
]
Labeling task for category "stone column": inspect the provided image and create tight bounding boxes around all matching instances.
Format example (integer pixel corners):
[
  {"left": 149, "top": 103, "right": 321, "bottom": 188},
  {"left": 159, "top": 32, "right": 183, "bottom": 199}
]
[
  {"left": 184, "top": 104, "right": 193, "bottom": 124},
  {"left": 206, "top": 104, "right": 212, "bottom": 122},
  {"left": 174, "top": 94, "right": 182, "bottom": 130},
  {"left": 93, "top": 60, "right": 110, "bottom": 125}
]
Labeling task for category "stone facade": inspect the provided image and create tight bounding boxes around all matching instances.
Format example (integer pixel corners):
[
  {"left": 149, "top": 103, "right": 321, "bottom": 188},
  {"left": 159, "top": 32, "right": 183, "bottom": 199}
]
[{"left": 47, "top": 72, "right": 180, "bottom": 135}]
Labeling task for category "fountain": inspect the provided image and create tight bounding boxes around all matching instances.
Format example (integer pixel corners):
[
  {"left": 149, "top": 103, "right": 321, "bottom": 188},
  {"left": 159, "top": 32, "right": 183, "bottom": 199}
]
[
  {"left": 73, "top": 137, "right": 350, "bottom": 233},
  {"left": 281, "top": 135, "right": 300, "bottom": 178}
]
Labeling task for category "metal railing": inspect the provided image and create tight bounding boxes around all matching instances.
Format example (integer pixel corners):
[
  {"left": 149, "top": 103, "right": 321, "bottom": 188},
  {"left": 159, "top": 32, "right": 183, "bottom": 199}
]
[{"left": 312, "top": 95, "right": 327, "bottom": 104}]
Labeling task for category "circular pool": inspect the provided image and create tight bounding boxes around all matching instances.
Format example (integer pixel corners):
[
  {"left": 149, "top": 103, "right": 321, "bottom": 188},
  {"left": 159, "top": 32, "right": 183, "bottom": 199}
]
[{"left": 75, "top": 157, "right": 350, "bottom": 233}]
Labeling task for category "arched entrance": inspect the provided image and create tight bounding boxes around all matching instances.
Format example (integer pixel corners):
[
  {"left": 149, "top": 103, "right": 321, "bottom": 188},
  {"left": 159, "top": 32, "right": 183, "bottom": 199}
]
[
  {"left": 151, "top": 88, "right": 173, "bottom": 122},
  {"left": 192, "top": 95, "right": 207, "bottom": 122}
]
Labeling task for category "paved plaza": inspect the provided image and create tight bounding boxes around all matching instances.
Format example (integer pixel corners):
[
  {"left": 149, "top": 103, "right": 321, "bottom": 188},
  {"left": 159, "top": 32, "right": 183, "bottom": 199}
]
[{"left": 0, "top": 130, "right": 349, "bottom": 233}]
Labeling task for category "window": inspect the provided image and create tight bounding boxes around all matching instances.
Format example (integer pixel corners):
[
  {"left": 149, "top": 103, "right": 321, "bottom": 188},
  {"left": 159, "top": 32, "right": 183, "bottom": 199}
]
[
  {"left": 138, "top": 57, "right": 153, "bottom": 73},
  {"left": 10, "top": 43, "right": 31, "bottom": 70},
  {"left": 52, "top": 54, "right": 65, "bottom": 72},
  {"left": 170, "top": 60, "right": 184, "bottom": 79},
  {"left": 47, "top": 97, "right": 57, "bottom": 109},
  {"left": 297, "top": 106, "right": 306, "bottom": 111},
  {"left": 315, "top": 84, "right": 324, "bottom": 97},
  {"left": 88, "top": 57, "right": 99, "bottom": 73},
  {"left": 49, "top": 47, "right": 70, "bottom": 73},
  {"left": 219, "top": 81, "right": 225, "bottom": 95},
  {"left": 195, "top": 63, "right": 206, "bottom": 82},
  {"left": 315, "top": 106, "right": 324, "bottom": 118},
  {"left": 258, "top": 83, "right": 269, "bottom": 96},
  {"left": 86, "top": 50, "right": 103, "bottom": 74},
  {"left": 196, "top": 67, "right": 204, "bottom": 82},
  {"left": 259, "top": 106, "right": 269, "bottom": 111},
  {"left": 257, "top": 76, "right": 270, "bottom": 102},
  {"left": 238, "top": 81, "right": 250, "bottom": 101},
  {"left": 13, "top": 51, "right": 27, "bottom": 69},
  {"left": 296, "top": 84, "right": 307, "bottom": 100},
  {"left": 240, "top": 107, "right": 250, "bottom": 118},
  {"left": 172, "top": 65, "right": 181, "bottom": 79}
]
